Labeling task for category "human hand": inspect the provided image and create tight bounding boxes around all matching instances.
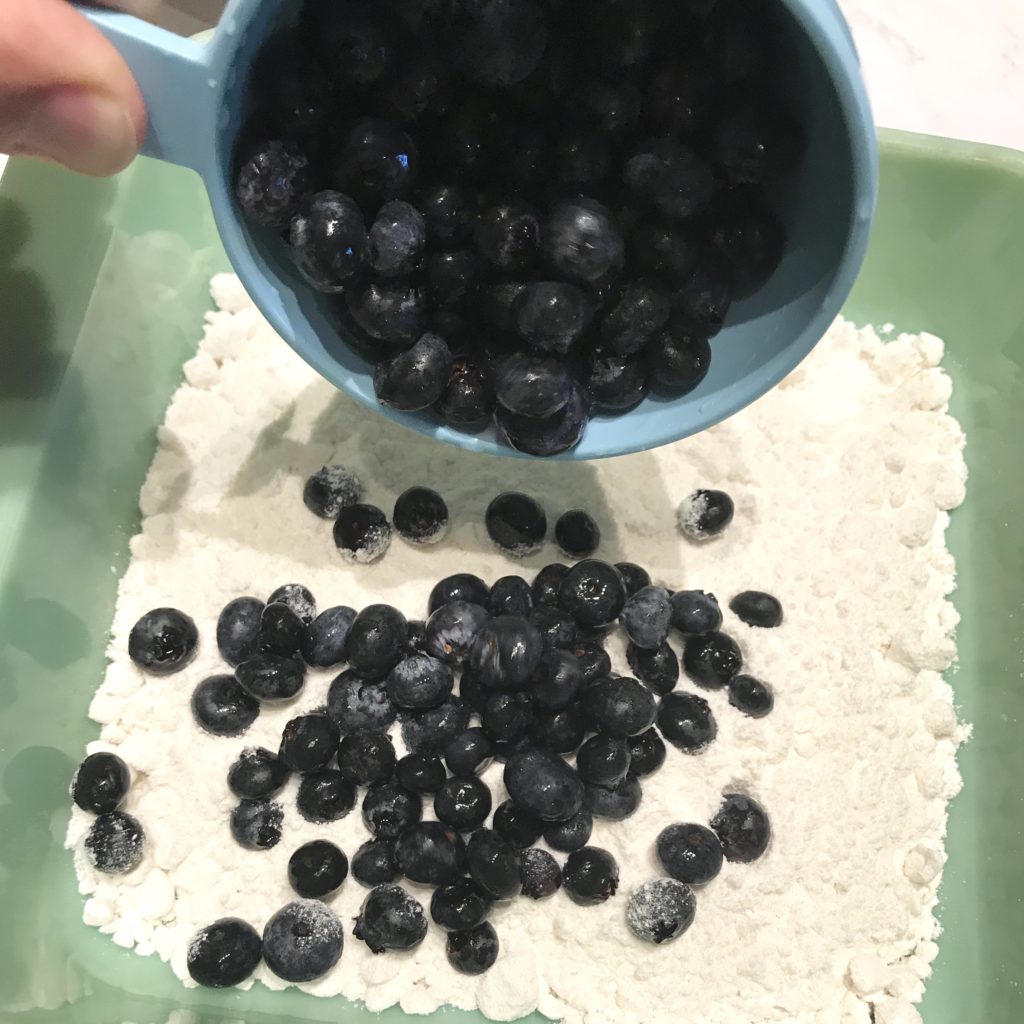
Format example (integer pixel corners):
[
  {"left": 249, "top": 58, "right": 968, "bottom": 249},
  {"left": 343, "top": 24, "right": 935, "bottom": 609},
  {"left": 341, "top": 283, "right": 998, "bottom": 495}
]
[{"left": 0, "top": 0, "right": 146, "bottom": 176}]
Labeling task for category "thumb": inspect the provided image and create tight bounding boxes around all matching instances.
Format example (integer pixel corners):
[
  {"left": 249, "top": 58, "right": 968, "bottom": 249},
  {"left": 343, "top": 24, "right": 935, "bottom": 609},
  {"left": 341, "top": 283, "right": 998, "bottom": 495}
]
[{"left": 0, "top": 0, "right": 146, "bottom": 176}]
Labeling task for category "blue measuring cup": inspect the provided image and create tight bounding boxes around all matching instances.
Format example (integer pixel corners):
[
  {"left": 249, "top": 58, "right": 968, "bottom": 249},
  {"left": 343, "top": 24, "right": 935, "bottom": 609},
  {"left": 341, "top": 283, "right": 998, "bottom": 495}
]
[{"left": 77, "top": 0, "right": 877, "bottom": 460}]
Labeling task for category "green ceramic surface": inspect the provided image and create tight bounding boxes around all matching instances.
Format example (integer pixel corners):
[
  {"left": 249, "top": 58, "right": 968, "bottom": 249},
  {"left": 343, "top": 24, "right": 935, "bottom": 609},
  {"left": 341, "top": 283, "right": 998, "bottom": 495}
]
[{"left": 0, "top": 129, "right": 1022, "bottom": 1022}]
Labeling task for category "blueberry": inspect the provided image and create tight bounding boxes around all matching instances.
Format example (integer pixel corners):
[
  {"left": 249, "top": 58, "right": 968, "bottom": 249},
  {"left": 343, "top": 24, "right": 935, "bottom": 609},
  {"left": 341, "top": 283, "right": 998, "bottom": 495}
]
[
  {"left": 128, "top": 608, "right": 198, "bottom": 675},
  {"left": 669, "top": 590, "right": 722, "bottom": 635},
  {"left": 543, "top": 810, "right": 592, "bottom": 852},
  {"left": 558, "top": 560, "right": 626, "bottom": 630},
  {"left": 728, "top": 674, "right": 774, "bottom": 718},
  {"left": 709, "top": 188, "right": 785, "bottom": 291},
  {"left": 627, "top": 878, "right": 696, "bottom": 944},
  {"left": 384, "top": 654, "right": 452, "bottom": 712},
  {"left": 362, "top": 782, "right": 422, "bottom": 840},
  {"left": 71, "top": 752, "right": 130, "bottom": 814},
  {"left": 230, "top": 799, "right": 283, "bottom": 850},
  {"left": 269, "top": 581, "right": 316, "bottom": 622},
  {"left": 401, "top": 697, "right": 471, "bottom": 754},
  {"left": 532, "top": 563, "right": 568, "bottom": 606},
  {"left": 627, "top": 641, "right": 679, "bottom": 696},
  {"left": 392, "top": 486, "right": 449, "bottom": 545},
  {"left": 474, "top": 203, "right": 539, "bottom": 272},
  {"left": 583, "top": 775, "right": 641, "bottom": 820},
  {"left": 431, "top": 876, "right": 491, "bottom": 930},
  {"left": 488, "top": 576, "right": 534, "bottom": 618},
  {"left": 630, "top": 221, "right": 699, "bottom": 279},
  {"left": 503, "top": 748, "right": 583, "bottom": 821},
  {"left": 527, "top": 650, "right": 582, "bottom": 711},
  {"left": 626, "top": 728, "right": 666, "bottom": 778},
  {"left": 554, "top": 510, "right": 600, "bottom": 559},
  {"left": 354, "top": 884, "right": 428, "bottom": 953},
  {"left": 530, "top": 704, "right": 586, "bottom": 754},
  {"left": 614, "top": 564, "right": 650, "bottom": 599},
  {"left": 675, "top": 262, "right": 733, "bottom": 336},
  {"left": 528, "top": 605, "right": 577, "bottom": 655},
  {"left": 429, "top": 574, "right": 490, "bottom": 613},
  {"left": 297, "top": 770, "right": 356, "bottom": 823},
  {"left": 682, "top": 631, "right": 742, "bottom": 689},
  {"left": 368, "top": 200, "right": 426, "bottom": 278},
  {"left": 644, "top": 60, "right": 715, "bottom": 134},
  {"left": 303, "top": 606, "right": 357, "bottom": 668},
  {"left": 572, "top": 640, "right": 611, "bottom": 683},
  {"left": 485, "top": 493, "right": 547, "bottom": 556},
  {"left": 542, "top": 200, "right": 624, "bottom": 284},
  {"left": 520, "top": 846, "right": 561, "bottom": 899},
  {"left": 310, "top": 5, "right": 393, "bottom": 85},
  {"left": 496, "top": 378, "right": 590, "bottom": 457},
  {"left": 427, "top": 248, "right": 479, "bottom": 307},
  {"left": 729, "top": 589, "right": 783, "bottom": 628},
  {"left": 327, "top": 670, "right": 398, "bottom": 733},
  {"left": 187, "top": 918, "right": 262, "bottom": 987},
  {"left": 620, "top": 587, "right": 672, "bottom": 652},
  {"left": 584, "top": 347, "right": 649, "bottom": 412},
  {"left": 493, "top": 353, "right": 573, "bottom": 419},
  {"left": 228, "top": 747, "right": 289, "bottom": 800},
  {"left": 303, "top": 464, "right": 363, "bottom": 519},
  {"left": 599, "top": 280, "right": 671, "bottom": 355},
  {"left": 263, "top": 900, "right": 344, "bottom": 982},
  {"left": 445, "top": 728, "right": 495, "bottom": 776},
  {"left": 657, "top": 692, "right": 716, "bottom": 753},
  {"left": 393, "top": 820, "right": 466, "bottom": 885},
  {"left": 437, "top": 359, "right": 495, "bottom": 430},
  {"left": 216, "top": 597, "right": 264, "bottom": 666},
  {"left": 235, "top": 653, "right": 306, "bottom": 703},
  {"left": 492, "top": 800, "right": 543, "bottom": 849},
  {"left": 512, "top": 282, "right": 594, "bottom": 355},
  {"left": 562, "top": 846, "right": 619, "bottom": 905},
  {"left": 352, "top": 838, "right": 400, "bottom": 886},
  {"left": 625, "top": 139, "right": 715, "bottom": 220},
  {"left": 457, "top": 0, "right": 547, "bottom": 86},
  {"left": 288, "top": 840, "right": 349, "bottom": 899},
  {"left": 84, "top": 811, "right": 144, "bottom": 873},
  {"left": 425, "top": 601, "right": 490, "bottom": 666},
  {"left": 435, "top": 776, "right": 492, "bottom": 831},
  {"left": 394, "top": 752, "right": 446, "bottom": 794},
  {"left": 347, "top": 280, "right": 427, "bottom": 346},
  {"left": 649, "top": 324, "right": 711, "bottom": 391},
  {"left": 470, "top": 615, "right": 544, "bottom": 690},
  {"left": 287, "top": 191, "right": 367, "bottom": 292},
  {"left": 418, "top": 182, "right": 473, "bottom": 243},
  {"left": 656, "top": 822, "right": 724, "bottom": 884},
  {"left": 466, "top": 828, "right": 521, "bottom": 899},
  {"left": 711, "top": 793, "right": 771, "bottom": 863},
  {"left": 337, "top": 118, "right": 418, "bottom": 203},
  {"left": 714, "top": 96, "right": 803, "bottom": 185},
  {"left": 581, "top": 675, "right": 655, "bottom": 738},
  {"left": 334, "top": 504, "right": 393, "bottom": 564},
  {"left": 677, "top": 489, "right": 734, "bottom": 540},
  {"left": 188, "top": 675, "right": 258, "bottom": 738},
  {"left": 257, "top": 603, "right": 305, "bottom": 657},
  {"left": 375, "top": 332, "right": 454, "bottom": 412},
  {"left": 575, "top": 735, "right": 630, "bottom": 786},
  {"left": 235, "top": 140, "right": 311, "bottom": 228},
  {"left": 346, "top": 605, "right": 408, "bottom": 680},
  {"left": 551, "top": 131, "right": 611, "bottom": 189},
  {"left": 338, "top": 731, "right": 396, "bottom": 786}
]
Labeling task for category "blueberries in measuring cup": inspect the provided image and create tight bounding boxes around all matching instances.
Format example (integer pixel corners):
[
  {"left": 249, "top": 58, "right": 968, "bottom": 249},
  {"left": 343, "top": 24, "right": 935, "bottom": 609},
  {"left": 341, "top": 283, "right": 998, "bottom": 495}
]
[{"left": 233, "top": 0, "right": 803, "bottom": 455}]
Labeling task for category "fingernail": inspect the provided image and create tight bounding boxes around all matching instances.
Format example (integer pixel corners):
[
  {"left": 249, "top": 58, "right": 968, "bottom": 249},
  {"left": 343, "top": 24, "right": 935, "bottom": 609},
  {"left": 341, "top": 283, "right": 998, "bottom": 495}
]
[{"left": 17, "top": 88, "right": 139, "bottom": 177}]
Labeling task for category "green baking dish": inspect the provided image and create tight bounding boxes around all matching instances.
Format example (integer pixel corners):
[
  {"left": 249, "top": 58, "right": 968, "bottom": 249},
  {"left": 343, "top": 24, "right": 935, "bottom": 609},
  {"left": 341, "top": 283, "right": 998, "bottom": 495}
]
[{"left": 0, "top": 128, "right": 1022, "bottom": 1023}]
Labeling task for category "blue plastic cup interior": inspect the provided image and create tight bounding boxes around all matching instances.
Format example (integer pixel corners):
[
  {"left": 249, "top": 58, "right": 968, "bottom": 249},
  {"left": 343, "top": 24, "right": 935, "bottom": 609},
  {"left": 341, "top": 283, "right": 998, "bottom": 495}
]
[{"left": 76, "top": 0, "right": 877, "bottom": 460}]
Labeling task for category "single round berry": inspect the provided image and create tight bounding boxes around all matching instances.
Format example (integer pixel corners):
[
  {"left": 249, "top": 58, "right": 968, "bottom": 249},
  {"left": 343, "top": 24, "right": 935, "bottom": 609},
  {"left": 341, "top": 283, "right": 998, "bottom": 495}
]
[
  {"left": 395, "top": 821, "right": 468, "bottom": 885},
  {"left": 393, "top": 486, "right": 449, "bottom": 545},
  {"left": 128, "top": 607, "right": 198, "bottom": 675},
  {"left": 429, "top": 574, "right": 490, "bottom": 613},
  {"left": 627, "top": 728, "right": 666, "bottom": 778},
  {"left": 228, "top": 747, "right": 289, "bottom": 800},
  {"left": 425, "top": 601, "right": 490, "bottom": 666},
  {"left": 401, "top": 697, "right": 471, "bottom": 754},
  {"left": 447, "top": 922, "right": 499, "bottom": 975},
  {"left": 278, "top": 713, "right": 340, "bottom": 773},
  {"left": 656, "top": 823, "right": 725, "bottom": 885},
  {"left": 532, "top": 563, "right": 568, "bottom": 606},
  {"left": 728, "top": 674, "right": 775, "bottom": 718},
  {"left": 394, "top": 752, "right": 446, "bottom": 794},
  {"left": 374, "top": 333, "right": 454, "bottom": 413},
  {"left": 519, "top": 847, "right": 562, "bottom": 898},
  {"left": 310, "top": 7, "right": 393, "bottom": 85},
  {"left": 337, "top": 117, "right": 419, "bottom": 203},
  {"left": 530, "top": 704, "right": 587, "bottom": 754},
  {"left": 709, "top": 188, "right": 785, "bottom": 291},
  {"left": 583, "top": 676, "right": 657, "bottom": 738},
  {"left": 474, "top": 202, "right": 539, "bottom": 271},
  {"left": 627, "top": 878, "right": 696, "bottom": 944},
  {"left": 469, "top": 615, "right": 544, "bottom": 690},
  {"left": 387, "top": 653, "right": 455, "bottom": 710},
  {"left": 677, "top": 489, "right": 735, "bottom": 540},
  {"left": 326, "top": 671, "right": 397, "bottom": 733},
  {"left": 333, "top": 504, "right": 393, "bottom": 564},
  {"left": 427, "top": 248, "right": 480, "bottom": 306},
  {"left": 192, "top": 674, "right": 260, "bottom": 738},
  {"left": 303, "top": 464, "right": 363, "bottom": 519},
  {"left": 683, "top": 631, "right": 743, "bottom": 689},
  {"left": 675, "top": 262, "right": 733, "bottom": 335},
  {"left": 649, "top": 325, "right": 712, "bottom": 391},
  {"left": 71, "top": 752, "right": 130, "bottom": 814},
  {"left": 496, "top": 382, "right": 590, "bottom": 457},
  {"left": 362, "top": 782, "right": 422, "bottom": 839},
  {"left": 503, "top": 748, "right": 583, "bottom": 822},
  {"left": 620, "top": 586, "right": 672, "bottom": 650},
  {"left": 84, "top": 811, "right": 144, "bottom": 873},
  {"left": 626, "top": 139, "right": 716, "bottom": 220},
  {"left": 346, "top": 604, "right": 408, "bottom": 680},
  {"left": 297, "top": 770, "right": 356, "bottom": 824},
  {"left": 527, "top": 650, "right": 582, "bottom": 711},
  {"left": 354, "top": 884, "right": 428, "bottom": 953},
  {"left": 562, "top": 846, "right": 619, "bottom": 905},
  {"left": 216, "top": 597, "right": 264, "bottom": 666},
  {"left": 488, "top": 576, "right": 534, "bottom": 618},
  {"left": 529, "top": 605, "right": 578, "bottom": 654},
  {"left": 263, "top": 900, "right": 344, "bottom": 982},
  {"left": 352, "top": 838, "right": 400, "bottom": 886},
  {"left": 615, "top": 563, "right": 651, "bottom": 598},
  {"left": 670, "top": 590, "right": 722, "bottom": 635},
  {"left": 543, "top": 199, "right": 624, "bottom": 284},
  {"left": 235, "top": 653, "right": 306, "bottom": 703},
  {"left": 230, "top": 799, "right": 283, "bottom": 851},
  {"left": 573, "top": 640, "right": 611, "bottom": 683},
  {"left": 302, "top": 606, "right": 357, "bottom": 668},
  {"left": 418, "top": 182, "right": 473, "bottom": 243},
  {"left": 437, "top": 359, "right": 495, "bottom": 429},
  {"left": 257, "top": 602, "right": 305, "bottom": 657},
  {"left": 435, "top": 776, "right": 492, "bottom": 831},
  {"left": 187, "top": 918, "right": 262, "bottom": 988},
  {"left": 512, "top": 281, "right": 594, "bottom": 355},
  {"left": 486, "top": 492, "right": 547, "bottom": 557},
  {"left": 584, "top": 775, "right": 642, "bottom": 821},
  {"left": 555, "top": 510, "right": 600, "bottom": 559},
  {"left": 338, "top": 731, "right": 397, "bottom": 786},
  {"left": 466, "top": 829, "right": 521, "bottom": 899},
  {"left": 493, "top": 353, "right": 574, "bottom": 419},
  {"left": 585, "top": 347, "right": 650, "bottom": 412},
  {"left": 544, "top": 810, "right": 592, "bottom": 852},
  {"left": 627, "top": 642, "right": 679, "bottom": 696},
  {"left": 431, "top": 876, "right": 491, "bottom": 930},
  {"left": 575, "top": 735, "right": 630, "bottom": 786},
  {"left": 492, "top": 800, "right": 543, "bottom": 849},
  {"left": 368, "top": 199, "right": 427, "bottom": 277},
  {"left": 288, "top": 840, "right": 348, "bottom": 898},
  {"left": 599, "top": 280, "right": 671, "bottom": 355},
  {"left": 346, "top": 278, "right": 428, "bottom": 347},
  {"left": 288, "top": 190, "right": 367, "bottom": 291},
  {"left": 711, "top": 793, "right": 771, "bottom": 863},
  {"left": 558, "top": 560, "right": 626, "bottom": 629},
  {"left": 658, "top": 692, "right": 717, "bottom": 753},
  {"left": 729, "top": 591, "right": 783, "bottom": 628},
  {"left": 445, "top": 728, "right": 495, "bottom": 776}
]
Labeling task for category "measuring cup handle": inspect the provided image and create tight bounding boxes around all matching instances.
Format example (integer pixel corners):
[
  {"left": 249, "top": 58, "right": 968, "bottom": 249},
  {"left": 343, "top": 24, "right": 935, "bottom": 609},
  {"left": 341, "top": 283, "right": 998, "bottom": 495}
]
[{"left": 73, "top": 7, "right": 214, "bottom": 175}]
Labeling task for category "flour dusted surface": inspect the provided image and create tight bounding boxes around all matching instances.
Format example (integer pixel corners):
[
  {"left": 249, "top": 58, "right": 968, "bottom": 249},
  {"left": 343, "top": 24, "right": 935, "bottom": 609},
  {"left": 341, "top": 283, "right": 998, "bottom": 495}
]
[{"left": 66, "top": 274, "right": 968, "bottom": 1024}]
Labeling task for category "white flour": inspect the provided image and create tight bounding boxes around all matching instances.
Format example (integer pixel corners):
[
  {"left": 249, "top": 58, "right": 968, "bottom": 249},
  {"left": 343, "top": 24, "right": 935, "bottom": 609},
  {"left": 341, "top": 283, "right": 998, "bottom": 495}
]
[{"left": 66, "top": 273, "right": 969, "bottom": 1024}]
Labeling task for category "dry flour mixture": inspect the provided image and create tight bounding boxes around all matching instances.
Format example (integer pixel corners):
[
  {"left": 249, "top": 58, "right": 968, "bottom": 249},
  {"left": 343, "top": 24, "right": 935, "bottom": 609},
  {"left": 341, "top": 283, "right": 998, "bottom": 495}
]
[{"left": 66, "top": 274, "right": 968, "bottom": 1024}]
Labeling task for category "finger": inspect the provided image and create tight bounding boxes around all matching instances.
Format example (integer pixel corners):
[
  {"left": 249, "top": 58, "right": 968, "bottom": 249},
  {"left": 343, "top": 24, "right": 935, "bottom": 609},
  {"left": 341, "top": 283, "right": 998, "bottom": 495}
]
[{"left": 0, "top": 0, "right": 146, "bottom": 176}]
